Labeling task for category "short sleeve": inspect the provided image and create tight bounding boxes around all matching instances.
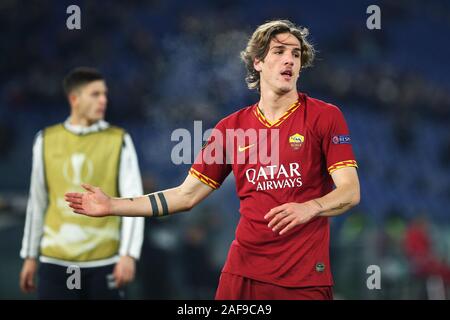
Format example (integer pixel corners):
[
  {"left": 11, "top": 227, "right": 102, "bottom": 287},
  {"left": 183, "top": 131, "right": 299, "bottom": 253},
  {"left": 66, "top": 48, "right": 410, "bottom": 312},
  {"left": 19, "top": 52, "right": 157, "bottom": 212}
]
[
  {"left": 320, "top": 105, "right": 358, "bottom": 174},
  {"left": 190, "top": 120, "right": 232, "bottom": 189}
]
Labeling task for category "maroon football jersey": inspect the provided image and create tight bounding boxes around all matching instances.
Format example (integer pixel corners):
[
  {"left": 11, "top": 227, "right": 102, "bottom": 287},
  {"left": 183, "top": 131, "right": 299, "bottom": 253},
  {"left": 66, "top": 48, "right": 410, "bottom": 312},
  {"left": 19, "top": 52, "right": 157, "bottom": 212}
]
[{"left": 190, "top": 92, "right": 357, "bottom": 287}]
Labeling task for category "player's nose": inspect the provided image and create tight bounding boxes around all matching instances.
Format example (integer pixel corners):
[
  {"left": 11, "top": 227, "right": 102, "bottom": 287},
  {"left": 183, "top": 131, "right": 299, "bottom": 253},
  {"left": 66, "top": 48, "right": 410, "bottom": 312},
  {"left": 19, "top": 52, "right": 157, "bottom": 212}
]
[{"left": 283, "top": 55, "right": 294, "bottom": 67}]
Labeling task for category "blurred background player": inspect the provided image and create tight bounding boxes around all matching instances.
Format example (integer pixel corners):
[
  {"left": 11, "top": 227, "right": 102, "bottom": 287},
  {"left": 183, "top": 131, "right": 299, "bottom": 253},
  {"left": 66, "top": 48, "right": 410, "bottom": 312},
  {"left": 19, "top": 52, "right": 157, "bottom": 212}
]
[
  {"left": 19, "top": 67, "right": 145, "bottom": 299},
  {"left": 65, "top": 20, "right": 360, "bottom": 300}
]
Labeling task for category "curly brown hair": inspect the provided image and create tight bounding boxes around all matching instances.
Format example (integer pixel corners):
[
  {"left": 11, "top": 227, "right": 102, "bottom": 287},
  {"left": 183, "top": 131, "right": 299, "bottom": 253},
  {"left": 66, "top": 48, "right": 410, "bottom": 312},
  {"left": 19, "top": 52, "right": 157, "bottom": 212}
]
[{"left": 240, "top": 20, "right": 315, "bottom": 91}]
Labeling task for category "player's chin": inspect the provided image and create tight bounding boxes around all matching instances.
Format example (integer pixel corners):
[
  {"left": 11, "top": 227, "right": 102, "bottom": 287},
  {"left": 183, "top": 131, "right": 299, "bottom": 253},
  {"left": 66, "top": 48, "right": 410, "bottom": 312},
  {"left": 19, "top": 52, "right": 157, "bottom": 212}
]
[
  {"left": 277, "top": 85, "right": 295, "bottom": 94},
  {"left": 90, "top": 113, "right": 104, "bottom": 122}
]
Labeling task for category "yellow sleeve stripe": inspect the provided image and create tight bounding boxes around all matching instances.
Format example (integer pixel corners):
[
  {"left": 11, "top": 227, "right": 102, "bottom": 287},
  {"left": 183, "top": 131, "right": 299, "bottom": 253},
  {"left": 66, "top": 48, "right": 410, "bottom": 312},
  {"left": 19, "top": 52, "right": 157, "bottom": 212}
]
[
  {"left": 328, "top": 160, "right": 358, "bottom": 174},
  {"left": 189, "top": 168, "right": 220, "bottom": 190}
]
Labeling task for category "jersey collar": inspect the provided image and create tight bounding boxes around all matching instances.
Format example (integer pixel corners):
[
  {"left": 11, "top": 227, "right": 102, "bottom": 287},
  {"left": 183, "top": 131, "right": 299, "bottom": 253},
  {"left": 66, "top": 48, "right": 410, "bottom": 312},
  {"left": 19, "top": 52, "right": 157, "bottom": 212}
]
[
  {"left": 64, "top": 118, "right": 110, "bottom": 135},
  {"left": 253, "top": 98, "right": 301, "bottom": 128}
]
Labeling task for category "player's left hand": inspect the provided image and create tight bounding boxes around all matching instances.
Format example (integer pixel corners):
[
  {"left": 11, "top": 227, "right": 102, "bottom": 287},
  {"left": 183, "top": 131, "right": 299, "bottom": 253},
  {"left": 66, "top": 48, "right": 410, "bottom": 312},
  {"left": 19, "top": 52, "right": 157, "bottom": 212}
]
[
  {"left": 113, "top": 255, "right": 136, "bottom": 288},
  {"left": 264, "top": 201, "right": 322, "bottom": 235}
]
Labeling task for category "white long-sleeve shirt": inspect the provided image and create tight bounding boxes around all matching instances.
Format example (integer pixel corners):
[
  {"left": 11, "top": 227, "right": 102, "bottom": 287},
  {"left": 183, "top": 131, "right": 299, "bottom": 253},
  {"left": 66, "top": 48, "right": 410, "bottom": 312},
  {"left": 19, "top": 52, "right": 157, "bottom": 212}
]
[{"left": 20, "top": 119, "right": 145, "bottom": 267}]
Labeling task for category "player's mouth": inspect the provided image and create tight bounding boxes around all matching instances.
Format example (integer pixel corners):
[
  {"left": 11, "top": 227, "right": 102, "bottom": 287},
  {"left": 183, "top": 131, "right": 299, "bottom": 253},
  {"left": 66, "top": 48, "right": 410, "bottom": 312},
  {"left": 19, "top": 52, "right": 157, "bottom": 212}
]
[
  {"left": 96, "top": 107, "right": 106, "bottom": 116},
  {"left": 280, "top": 70, "right": 293, "bottom": 81}
]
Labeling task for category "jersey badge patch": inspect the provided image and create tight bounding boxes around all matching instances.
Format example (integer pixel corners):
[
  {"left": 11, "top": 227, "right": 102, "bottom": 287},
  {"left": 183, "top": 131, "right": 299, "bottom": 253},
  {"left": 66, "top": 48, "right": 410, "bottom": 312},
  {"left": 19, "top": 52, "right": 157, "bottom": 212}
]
[
  {"left": 289, "top": 133, "right": 304, "bottom": 150},
  {"left": 332, "top": 135, "right": 351, "bottom": 144}
]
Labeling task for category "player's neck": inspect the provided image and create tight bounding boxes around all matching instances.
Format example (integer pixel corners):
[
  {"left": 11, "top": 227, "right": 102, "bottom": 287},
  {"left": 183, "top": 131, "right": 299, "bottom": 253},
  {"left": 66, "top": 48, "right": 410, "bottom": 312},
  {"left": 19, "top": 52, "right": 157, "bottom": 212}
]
[
  {"left": 258, "top": 90, "right": 298, "bottom": 122},
  {"left": 69, "top": 114, "right": 96, "bottom": 127}
]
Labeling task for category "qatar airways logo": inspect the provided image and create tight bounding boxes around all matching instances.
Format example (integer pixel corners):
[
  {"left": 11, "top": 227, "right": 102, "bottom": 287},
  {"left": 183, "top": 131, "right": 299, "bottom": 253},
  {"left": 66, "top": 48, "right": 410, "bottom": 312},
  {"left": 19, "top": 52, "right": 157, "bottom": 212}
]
[{"left": 246, "top": 162, "right": 303, "bottom": 191}]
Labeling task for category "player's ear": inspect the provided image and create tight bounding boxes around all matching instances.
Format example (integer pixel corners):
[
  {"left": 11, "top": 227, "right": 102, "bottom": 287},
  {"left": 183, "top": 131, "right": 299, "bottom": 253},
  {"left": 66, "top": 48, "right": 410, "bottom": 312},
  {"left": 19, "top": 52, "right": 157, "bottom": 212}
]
[
  {"left": 68, "top": 91, "right": 80, "bottom": 107},
  {"left": 254, "top": 58, "right": 262, "bottom": 72}
]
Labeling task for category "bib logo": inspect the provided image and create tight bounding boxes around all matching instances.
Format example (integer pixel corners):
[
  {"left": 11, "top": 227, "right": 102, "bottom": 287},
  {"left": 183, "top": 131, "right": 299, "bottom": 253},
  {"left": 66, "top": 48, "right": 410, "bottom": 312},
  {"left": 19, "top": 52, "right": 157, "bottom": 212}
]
[
  {"left": 63, "top": 153, "right": 94, "bottom": 185},
  {"left": 289, "top": 133, "right": 304, "bottom": 150}
]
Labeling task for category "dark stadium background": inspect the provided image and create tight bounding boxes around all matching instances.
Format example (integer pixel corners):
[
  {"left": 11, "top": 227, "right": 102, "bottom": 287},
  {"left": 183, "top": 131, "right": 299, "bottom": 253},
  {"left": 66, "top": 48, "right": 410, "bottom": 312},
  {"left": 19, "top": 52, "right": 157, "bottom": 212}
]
[{"left": 0, "top": 0, "right": 449, "bottom": 299}]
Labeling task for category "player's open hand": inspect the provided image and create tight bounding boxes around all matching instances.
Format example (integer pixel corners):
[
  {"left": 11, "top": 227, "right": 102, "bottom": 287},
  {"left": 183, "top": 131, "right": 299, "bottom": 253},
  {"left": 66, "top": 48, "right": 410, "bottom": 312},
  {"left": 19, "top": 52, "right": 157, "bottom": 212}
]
[
  {"left": 65, "top": 184, "right": 112, "bottom": 217},
  {"left": 264, "top": 201, "right": 322, "bottom": 235}
]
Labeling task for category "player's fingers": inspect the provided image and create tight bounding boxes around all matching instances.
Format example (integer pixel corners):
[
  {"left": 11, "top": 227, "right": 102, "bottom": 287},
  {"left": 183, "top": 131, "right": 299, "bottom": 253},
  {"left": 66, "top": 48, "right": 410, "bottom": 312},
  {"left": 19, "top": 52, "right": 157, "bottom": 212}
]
[
  {"left": 125, "top": 273, "right": 133, "bottom": 285},
  {"left": 19, "top": 273, "right": 26, "bottom": 292},
  {"left": 65, "top": 192, "right": 82, "bottom": 198},
  {"left": 118, "top": 265, "right": 133, "bottom": 286},
  {"left": 69, "top": 203, "right": 84, "bottom": 210},
  {"left": 113, "top": 264, "right": 121, "bottom": 278},
  {"left": 264, "top": 204, "right": 287, "bottom": 220},
  {"left": 267, "top": 212, "right": 284, "bottom": 228},
  {"left": 264, "top": 208, "right": 278, "bottom": 220},
  {"left": 26, "top": 274, "right": 35, "bottom": 292},
  {"left": 121, "top": 270, "right": 130, "bottom": 285},
  {"left": 127, "top": 270, "right": 135, "bottom": 283},
  {"left": 113, "top": 265, "right": 120, "bottom": 277},
  {"left": 68, "top": 202, "right": 83, "bottom": 208},
  {"left": 73, "top": 209, "right": 87, "bottom": 215},
  {"left": 81, "top": 183, "right": 96, "bottom": 193},
  {"left": 66, "top": 198, "right": 83, "bottom": 205},
  {"left": 272, "top": 215, "right": 295, "bottom": 232},
  {"left": 65, "top": 193, "right": 82, "bottom": 199},
  {"left": 279, "top": 219, "right": 299, "bottom": 235},
  {"left": 114, "top": 269, "right": 124, "bottom": 288},
  {"left": 20, "top": 272, "right": 33, "bottom": 293},
  {"left": 267, "top": 209, "right": 291, "bottom": 228},
  {"left": 126, "top": 268, "right": 135, "bottom": 284}
]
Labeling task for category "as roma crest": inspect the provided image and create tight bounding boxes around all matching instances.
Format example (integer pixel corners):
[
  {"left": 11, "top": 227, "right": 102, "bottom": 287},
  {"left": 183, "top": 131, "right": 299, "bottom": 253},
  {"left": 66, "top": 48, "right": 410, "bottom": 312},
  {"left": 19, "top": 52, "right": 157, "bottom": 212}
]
[{"left": 289, "top": 133, "right": 304, "bottom": 150}]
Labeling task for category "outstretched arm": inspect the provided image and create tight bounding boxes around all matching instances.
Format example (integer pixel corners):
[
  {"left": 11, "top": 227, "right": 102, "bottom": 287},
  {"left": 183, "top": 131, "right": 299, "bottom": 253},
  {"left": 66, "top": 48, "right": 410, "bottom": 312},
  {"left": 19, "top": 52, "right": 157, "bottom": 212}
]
[{"left": 65, "top": 174, "right": 214, "bottom": 217}]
